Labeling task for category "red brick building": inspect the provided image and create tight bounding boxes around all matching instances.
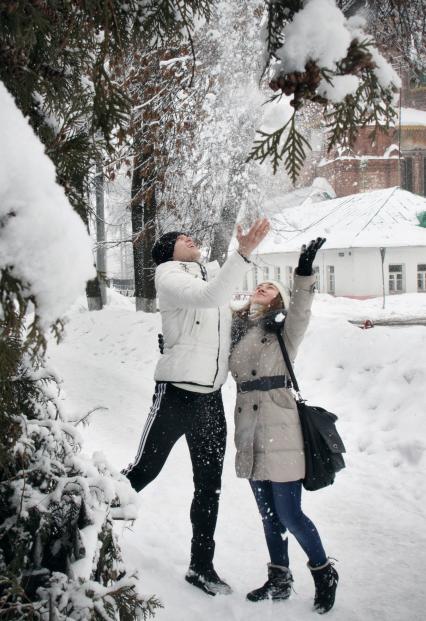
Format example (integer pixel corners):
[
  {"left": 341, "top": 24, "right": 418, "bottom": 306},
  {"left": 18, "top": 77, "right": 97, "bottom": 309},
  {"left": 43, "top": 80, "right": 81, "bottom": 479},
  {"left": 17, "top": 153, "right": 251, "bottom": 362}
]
[{"left": 313, "top": 67, "right": 426, "bottom": 198}]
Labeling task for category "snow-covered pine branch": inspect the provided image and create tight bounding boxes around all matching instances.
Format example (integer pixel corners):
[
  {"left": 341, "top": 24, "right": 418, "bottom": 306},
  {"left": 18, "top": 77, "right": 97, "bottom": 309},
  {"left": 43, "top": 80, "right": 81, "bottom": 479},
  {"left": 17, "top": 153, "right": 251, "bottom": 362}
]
[{"left": 249, "top": 0, "right": 402, "bottom": 182}]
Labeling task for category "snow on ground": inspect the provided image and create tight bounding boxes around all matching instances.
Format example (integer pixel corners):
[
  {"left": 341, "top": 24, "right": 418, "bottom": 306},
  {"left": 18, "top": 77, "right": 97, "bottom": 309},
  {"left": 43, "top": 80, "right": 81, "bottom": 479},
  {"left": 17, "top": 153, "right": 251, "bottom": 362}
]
[{"left": 47, "top": 289, "right": 426, "bottom": 621}]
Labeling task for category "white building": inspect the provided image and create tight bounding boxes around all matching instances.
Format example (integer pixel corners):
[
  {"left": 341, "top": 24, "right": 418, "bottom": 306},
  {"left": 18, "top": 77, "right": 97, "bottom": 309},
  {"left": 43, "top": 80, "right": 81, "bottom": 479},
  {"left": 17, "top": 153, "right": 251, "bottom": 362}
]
[{"left": 241, "top": 187, "right": 426, "bottom": 299}]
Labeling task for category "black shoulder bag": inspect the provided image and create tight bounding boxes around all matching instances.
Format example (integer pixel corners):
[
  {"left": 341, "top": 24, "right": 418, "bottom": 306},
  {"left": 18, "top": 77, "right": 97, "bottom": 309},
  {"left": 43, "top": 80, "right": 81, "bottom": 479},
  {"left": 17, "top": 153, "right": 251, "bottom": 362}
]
[{"left": 275, "top": 330, "right": 346, "bottom": 491}]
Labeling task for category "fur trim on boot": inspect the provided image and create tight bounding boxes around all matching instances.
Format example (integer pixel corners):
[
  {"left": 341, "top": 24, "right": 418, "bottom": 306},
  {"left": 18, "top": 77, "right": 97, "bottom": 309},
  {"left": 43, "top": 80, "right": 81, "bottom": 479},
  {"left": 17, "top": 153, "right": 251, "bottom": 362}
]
[
  {"left": 246, "top": 563, "right": 293, "bottom": 602},
  {"left": 308, "top": 560, "right": 339, "bottom": 614}
]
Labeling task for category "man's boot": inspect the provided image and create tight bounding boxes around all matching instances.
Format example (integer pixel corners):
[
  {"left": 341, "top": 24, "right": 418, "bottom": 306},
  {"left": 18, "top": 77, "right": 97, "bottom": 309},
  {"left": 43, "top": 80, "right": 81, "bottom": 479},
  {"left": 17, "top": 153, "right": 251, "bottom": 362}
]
[
  {"left": 246, "top": 563, "right": 293, "bottom": 602},
  {"left": 308, "top": 560, "right": 339, "bottom": 614},
  {"left": 185, "top": 566, "right": 232, "bottom": 596}
]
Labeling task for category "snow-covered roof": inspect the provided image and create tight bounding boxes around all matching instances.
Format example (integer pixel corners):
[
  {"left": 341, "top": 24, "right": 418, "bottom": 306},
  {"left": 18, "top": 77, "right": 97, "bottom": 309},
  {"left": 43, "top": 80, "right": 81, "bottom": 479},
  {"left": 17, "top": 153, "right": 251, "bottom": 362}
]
[
  {"left": 256, "top": 186, "right": 426, "bottom": 253},
  {"left": 400, "top": 107, "right": 426, "bottom": 127}
]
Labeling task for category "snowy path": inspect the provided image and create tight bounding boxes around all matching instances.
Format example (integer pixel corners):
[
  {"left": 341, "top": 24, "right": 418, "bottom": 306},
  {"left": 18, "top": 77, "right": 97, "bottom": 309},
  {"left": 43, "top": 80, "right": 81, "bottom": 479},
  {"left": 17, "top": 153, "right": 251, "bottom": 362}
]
[{"left": 48, "top": 295, "right": 426, "bottom": 621}]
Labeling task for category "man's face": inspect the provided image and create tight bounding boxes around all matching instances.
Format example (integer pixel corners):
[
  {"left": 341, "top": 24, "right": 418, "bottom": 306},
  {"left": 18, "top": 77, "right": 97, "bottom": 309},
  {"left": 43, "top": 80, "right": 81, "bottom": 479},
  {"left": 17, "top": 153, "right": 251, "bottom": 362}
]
[{"left": 172, "top": 234, "right": 201, "bottom": 262}]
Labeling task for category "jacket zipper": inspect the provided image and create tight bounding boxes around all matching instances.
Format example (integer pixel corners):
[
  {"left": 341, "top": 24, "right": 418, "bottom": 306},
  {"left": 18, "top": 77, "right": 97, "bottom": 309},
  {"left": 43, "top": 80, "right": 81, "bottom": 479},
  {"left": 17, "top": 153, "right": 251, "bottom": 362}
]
[
  {"left": 199, "top": 262, "right": 221, "bottom": 387},
  {"left": 212, "top": 308, "right": 221, "bottom": 387}
]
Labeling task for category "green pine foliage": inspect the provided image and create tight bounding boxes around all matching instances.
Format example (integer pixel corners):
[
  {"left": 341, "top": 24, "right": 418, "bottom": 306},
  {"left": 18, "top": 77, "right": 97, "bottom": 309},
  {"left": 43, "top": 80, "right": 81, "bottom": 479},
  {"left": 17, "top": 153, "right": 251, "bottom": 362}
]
[
  {"left": 0, "top": 0, "right": 212, "bottom": 220},
  {"left": 247, "top": 110, "right": 311, "bottom": 182},
  {"left": 249, "top": 2, "right": 400, "bottom": 182},
  {"left": 264, "top": 0, "right": 303, "bottom": 64},
  {"left": 1, "top": 1, "right": 215, "bottom": 618},
  {"left": 0, "top": 0, "right": 213, "bottom": 351},
  {"left": 0, "top": 331, "right": 162, "bottom": 619}
]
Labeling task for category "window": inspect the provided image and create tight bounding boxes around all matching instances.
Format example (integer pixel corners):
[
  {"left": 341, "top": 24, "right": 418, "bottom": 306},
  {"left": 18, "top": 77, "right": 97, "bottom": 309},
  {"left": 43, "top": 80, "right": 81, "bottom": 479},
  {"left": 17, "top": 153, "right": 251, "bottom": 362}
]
[
  {"left": 286, "top": 266, "right": 293, "bottom": 290},
  {"left": 388, "top": 264, "right": 404, "bottom": 293},
  {"left": 326, "top": 265, "right": 335, "bottom": 294},
  {"left": 313, "top": 266, "right": 321, "bottom": 291},
  {"left": 401, "top": 157, "right": 413, "bottom": 192},
  {"left": 262, "top": 266, "right": 269, "bottom": 281},
  {"left": 424, "top": 157, "right": 426, "bottom": 197},
  {"left": 410, "top": 73, "right": 426, "bottom": 89},
  {"left": 252, "top": 266, "right": 258, "bottom": 287},
  {"left": 418, "top": 264, "right": 426, "bottom": 292},
  {"left": 274, "top": 266, "right": 281, "bottom": 282}
]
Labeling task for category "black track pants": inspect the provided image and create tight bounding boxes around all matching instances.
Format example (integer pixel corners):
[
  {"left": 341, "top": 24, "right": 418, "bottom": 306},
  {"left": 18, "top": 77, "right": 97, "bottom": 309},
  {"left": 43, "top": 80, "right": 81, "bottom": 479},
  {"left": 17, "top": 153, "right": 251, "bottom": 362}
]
[{"left": 122, "top": 382, "right": 227, "bottom": 571}]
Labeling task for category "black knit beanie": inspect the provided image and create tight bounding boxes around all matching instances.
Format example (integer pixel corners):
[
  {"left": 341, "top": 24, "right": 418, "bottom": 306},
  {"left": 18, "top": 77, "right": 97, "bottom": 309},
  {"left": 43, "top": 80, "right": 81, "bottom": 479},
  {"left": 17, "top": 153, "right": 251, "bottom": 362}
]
[{"left": 151, "top": 231, "right": 185, "bottom": 266}]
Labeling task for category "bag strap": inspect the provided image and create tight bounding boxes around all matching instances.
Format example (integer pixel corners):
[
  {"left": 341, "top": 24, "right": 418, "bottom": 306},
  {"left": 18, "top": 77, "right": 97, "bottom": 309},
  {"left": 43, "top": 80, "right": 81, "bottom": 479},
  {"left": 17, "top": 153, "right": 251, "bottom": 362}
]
[{"left": 275, "top": 330, "right": 304, "bottom": 401}]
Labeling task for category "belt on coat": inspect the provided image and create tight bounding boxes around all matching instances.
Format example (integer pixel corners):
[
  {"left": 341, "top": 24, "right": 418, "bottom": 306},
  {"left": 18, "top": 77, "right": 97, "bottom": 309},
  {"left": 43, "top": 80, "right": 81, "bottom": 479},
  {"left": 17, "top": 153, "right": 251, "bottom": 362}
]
[{"left": 236, "top": 375, "right": 293, "bottom": 393}]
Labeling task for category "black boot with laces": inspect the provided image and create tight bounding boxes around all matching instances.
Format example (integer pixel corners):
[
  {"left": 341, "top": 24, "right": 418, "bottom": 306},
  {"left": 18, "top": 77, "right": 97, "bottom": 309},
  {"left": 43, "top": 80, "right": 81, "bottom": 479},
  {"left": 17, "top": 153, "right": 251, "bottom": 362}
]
[
  {"left": 246, "top": 563, "right": 293, "bottom": 602},
  {"left": 309, "top": 560, "right": 339, "bottom": 614}
]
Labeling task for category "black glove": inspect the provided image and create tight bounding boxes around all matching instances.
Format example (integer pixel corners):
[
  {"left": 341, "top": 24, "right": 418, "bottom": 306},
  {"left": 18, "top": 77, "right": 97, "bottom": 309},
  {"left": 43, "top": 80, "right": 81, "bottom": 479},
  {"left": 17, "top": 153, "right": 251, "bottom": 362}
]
[
  {"left": 296, "top": 237, "right": 326, "bottom": 276},
  {"left": 158, "top": 333, "right": 164, "bottom": 354}
]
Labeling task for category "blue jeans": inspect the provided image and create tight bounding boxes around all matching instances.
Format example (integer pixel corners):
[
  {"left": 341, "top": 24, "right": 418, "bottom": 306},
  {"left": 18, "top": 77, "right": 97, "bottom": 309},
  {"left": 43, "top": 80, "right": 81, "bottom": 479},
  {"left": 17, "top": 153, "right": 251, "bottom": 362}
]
[{"left": 250, "top": 480, "right": 327, "bottom": 568}]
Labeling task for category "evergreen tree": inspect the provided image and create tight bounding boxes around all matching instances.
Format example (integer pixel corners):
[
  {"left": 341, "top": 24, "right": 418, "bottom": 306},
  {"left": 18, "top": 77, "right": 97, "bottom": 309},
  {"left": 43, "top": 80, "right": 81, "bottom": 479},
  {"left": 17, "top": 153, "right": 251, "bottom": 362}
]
[
  {"left": 248, "top": 0, "right": 402, "bottom": 182},
  {"left": 0, "top": 0, "right": 213, "bottom": 309},
  {"left": 157, "top": 0, "right": 267, "bottom": 263},
  {"left": 0, "top": 1, "right": 213, "bottom": 618},
  {"left": 99, "top": 37, "right": 201, "bottom": 310},
  {"left": 0, "top": 338, "right": 161, "bottom": 620},
  {"left": 0, "top": 75, "right": 158, "bottom": 621}
]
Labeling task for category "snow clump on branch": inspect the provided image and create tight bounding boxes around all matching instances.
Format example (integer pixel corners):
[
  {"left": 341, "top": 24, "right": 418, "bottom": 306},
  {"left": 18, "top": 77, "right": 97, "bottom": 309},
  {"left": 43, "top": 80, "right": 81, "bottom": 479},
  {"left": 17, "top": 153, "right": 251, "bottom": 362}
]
[
  {"left": 277, "top": 0, "right": 351, "bottom": 74},
  {"left": 0, "top": 81, "right": 94, "bottom": 328},
  {"left": 272, "top": 0, "right": 401, "bottom": 104}
]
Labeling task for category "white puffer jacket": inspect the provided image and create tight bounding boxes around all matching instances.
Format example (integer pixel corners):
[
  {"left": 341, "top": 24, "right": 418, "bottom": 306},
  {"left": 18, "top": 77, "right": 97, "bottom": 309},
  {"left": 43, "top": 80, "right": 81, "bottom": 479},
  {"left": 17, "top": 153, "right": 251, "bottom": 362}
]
[{"left": 154, "top": 252, "right": 250, "bottom": 389}]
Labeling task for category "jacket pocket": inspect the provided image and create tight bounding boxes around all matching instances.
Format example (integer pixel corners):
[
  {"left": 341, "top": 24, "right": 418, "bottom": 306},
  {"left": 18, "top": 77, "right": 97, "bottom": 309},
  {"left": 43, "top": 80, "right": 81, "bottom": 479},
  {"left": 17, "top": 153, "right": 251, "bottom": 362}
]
[
  {"left": 268, "top": 388, "right": 296, "bottom": 413},
  {"left": 190, "top": 309, "right": 201, "bottom": 337}
]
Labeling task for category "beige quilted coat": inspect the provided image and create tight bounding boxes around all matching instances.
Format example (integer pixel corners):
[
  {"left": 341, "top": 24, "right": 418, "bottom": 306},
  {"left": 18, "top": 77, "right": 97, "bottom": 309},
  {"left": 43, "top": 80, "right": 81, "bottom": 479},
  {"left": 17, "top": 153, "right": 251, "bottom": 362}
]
[{"left": 229, "top": 273, "right": 316, "bottom": 482}]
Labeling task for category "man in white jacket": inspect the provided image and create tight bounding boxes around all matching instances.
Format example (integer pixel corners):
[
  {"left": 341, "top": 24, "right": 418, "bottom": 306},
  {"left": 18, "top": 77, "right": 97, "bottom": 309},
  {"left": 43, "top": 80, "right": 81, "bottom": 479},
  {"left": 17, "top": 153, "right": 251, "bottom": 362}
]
[{"left": 122, "top": 220, "right": 269, "bottom": 596}]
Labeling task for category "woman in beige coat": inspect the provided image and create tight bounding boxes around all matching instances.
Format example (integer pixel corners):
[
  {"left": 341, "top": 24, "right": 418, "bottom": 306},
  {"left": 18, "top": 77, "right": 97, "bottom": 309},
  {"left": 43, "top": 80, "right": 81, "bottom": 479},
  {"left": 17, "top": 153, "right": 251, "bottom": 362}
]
[{"left": 229, "top": 238, "right": 339, "bottom": 614}]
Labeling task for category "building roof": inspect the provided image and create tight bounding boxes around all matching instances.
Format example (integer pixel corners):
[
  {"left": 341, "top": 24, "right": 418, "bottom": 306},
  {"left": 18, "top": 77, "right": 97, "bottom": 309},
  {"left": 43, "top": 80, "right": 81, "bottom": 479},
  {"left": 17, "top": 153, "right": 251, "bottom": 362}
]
[
  {"left": 256, "top": 187, "right": 426, "bottom": 253},
  {"left": 400, "top": 107, "right": 426, "bottom": 127}
]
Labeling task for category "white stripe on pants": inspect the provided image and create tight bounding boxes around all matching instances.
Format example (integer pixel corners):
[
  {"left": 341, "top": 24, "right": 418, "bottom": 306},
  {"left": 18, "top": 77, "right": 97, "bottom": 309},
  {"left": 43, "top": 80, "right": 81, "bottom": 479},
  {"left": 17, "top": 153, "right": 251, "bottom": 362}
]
[{"left": 122, "top": 382, "right": 167, "bottom": 475}]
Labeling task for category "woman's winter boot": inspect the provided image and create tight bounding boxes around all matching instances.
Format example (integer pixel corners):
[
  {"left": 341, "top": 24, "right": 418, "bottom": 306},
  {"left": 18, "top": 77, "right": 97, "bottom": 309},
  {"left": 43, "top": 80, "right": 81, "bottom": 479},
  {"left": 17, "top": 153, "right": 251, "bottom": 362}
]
[
  {"left": 246, "top": 563, "right": 293, "bottom": 602},
  {"left": 308, "top": 560, "right": 339, "bottom": 614}
]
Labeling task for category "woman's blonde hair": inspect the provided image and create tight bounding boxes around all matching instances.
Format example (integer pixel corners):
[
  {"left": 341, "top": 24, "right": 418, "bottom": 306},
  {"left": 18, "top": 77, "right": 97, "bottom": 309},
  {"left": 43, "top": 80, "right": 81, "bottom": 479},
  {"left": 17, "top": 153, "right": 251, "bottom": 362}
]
[{"left": 233, "top": 286, "right": 284, "bottom": 319}]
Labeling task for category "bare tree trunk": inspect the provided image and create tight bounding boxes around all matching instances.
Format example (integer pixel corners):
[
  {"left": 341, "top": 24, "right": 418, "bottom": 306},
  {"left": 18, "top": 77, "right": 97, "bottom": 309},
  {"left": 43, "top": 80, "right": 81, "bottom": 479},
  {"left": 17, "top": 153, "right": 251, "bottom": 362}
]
[
  {"left": 84, "top": 178, "right": 103, "bottom": 311},
  {"left": 131, "top": 139, "right": 157, "bottom": 313},
  {"left": 86, "top": 275, "right": 103, "bottom": 310},
  {"left": 131, "top": 142, "right": 144, "bottom": 309},
  {"left": 95, "top": 161, "right": 107, "bottom": 305},
  {"left": 138, "top": 177, "right": 156, "bottom": 312}
]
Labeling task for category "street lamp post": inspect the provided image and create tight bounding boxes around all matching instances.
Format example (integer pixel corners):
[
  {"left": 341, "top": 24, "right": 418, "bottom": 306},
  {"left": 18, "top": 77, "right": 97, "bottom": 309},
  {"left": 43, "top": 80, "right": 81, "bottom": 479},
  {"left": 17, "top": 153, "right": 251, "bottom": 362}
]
[{"left": 380, "top": 247, "right": 386, "bottom": 309}]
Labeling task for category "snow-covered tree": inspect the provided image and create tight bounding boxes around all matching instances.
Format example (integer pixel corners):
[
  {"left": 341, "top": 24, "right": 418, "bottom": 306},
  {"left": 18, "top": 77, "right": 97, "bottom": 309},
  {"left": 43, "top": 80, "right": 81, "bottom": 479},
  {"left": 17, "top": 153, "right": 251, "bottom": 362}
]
[
  {"left": 0, "top": 2, "right": 215, "bottom": 616},
  {"left": 0, "top": 0, "right": 214, "bottom": 310},
  {"left": 249, "top": 0, "right": 402, "bottom": 181},
  {"left": 157, "top": 0, "right": 268, "bottom": 264},
  {"left": 341, "top": 0, "right": 426, "bottom": 78},
  {"left": 0, "top": 80, "right": 160, "bottom": 620}
]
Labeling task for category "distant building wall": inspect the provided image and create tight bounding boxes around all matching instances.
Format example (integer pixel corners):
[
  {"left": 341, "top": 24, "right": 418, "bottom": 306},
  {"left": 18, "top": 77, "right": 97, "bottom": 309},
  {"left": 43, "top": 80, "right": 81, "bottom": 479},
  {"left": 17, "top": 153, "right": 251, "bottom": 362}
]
[
  {"left": 242, "top": 247, "right": 426, "bottom": 298},
  {"left": 401, "top": 72, "right": 426, "bottom": 110},
  {"left": 314, "top": 62, "right": 426, "bottom": 198},
  {"left": 318, "top": 157, "right": 401, "bottom": 197}
]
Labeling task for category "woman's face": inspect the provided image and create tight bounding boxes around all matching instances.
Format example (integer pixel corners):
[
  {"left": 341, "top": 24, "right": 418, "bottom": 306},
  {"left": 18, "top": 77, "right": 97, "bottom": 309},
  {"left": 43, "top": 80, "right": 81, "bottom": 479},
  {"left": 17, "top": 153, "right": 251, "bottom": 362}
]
[{"left": 251, "top": 282, "right": 280, "bottom": 308}]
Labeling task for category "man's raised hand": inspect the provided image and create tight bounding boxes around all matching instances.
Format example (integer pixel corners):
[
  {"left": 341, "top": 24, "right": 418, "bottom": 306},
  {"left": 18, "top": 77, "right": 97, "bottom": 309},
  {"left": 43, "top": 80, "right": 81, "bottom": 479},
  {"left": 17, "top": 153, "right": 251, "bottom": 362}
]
[{"left": 236, "top": 218, "right": 270, "bottom": 258}]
